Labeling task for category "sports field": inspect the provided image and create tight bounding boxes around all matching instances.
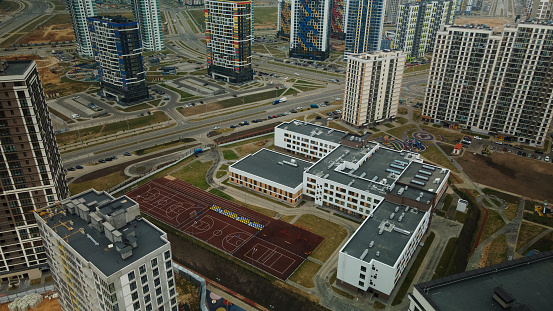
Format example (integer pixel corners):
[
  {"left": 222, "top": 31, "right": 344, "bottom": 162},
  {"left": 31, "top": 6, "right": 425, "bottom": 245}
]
[{"left": 127, "top": 177, "right": 324, "bottom": 280}]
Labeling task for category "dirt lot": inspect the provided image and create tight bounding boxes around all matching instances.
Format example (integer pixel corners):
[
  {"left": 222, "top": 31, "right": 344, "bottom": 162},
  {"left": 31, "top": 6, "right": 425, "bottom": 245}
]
[
  {"left": 454, "top": 16, "right": 513, "bottom": 31},
  {"left": 0, "top": 298, "right": 61, "bottom": 311},
  {"left": 457, "top": 152, "right": 553, "bottom": 200},
  {"left": 18, "top": 25, "right": 74, "bottom": 45},
  {"left": 167, "top": 232, "right": 325, "bottom": 311}
]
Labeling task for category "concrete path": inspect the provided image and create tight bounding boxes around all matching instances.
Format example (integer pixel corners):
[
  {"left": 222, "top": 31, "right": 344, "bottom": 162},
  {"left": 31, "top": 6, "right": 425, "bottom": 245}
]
[{"left": 516, "top": 226, "right": 552, "bottom": 255}]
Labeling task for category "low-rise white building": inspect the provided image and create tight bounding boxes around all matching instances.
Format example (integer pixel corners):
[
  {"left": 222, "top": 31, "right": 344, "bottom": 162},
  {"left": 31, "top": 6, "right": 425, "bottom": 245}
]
[
  {"left": 274, "top": 120, "right": 346, "bottom": 160},
  {"left": 35, "top": 190, "right": 177, "bottom": 311},
  {"left": 304, "top": 143, "right": 449, "bottom": 218},
  {"left": 337, "top": 200, "right": 429, "bottom": 299}
]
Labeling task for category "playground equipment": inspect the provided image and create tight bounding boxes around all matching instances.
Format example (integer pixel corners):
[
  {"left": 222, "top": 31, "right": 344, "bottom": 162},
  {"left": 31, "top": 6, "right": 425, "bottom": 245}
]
[{"left": 534, "top": 200, "right": 552, "bottom": 217}]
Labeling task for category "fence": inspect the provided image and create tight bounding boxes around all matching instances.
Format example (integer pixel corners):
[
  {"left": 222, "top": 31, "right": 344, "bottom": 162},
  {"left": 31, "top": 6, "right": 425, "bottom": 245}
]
[
  {"left": 0, "top": 285, "right": 55, "bottom": 304},
  {"left": 215, "top": 126, "right": 276, "bottom": 145},
  {"left": 109, "top": 144, "right": 214, "bottom": 195},
  {"left": 172, "top": 263, "right": 208, "bottom": 311}
]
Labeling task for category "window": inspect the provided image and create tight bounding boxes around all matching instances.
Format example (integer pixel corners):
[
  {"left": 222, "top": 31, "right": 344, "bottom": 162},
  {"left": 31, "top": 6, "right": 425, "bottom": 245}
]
[
  {"left": 153, "top": 268, "right": 159, "bottom": 277},
  {"left": 133, "top": 302, "right": 140, "bottom": 310},
  {"left": 360, "top": 274, "right": 365, "bottom": 280},
  {"left": 361, "top": 266, "right": 366, "bottom": 272},
  {"left": 154, "top": 278, "right": 160, "bottom": 287},
  {"left": 141, "top": 275, "right": 148, "bottom": 284},
  {"left": 146, "top": 304, "right": 152, "bottom": 311},
  {"left": 144, "top": 294, "right": 151, "bottom": 303},
  {"left": 169, "top": 288, "right": 175, "bottom": 297},
  {"left": 143, "top": 284, "right": 149, "bottom": 294},
  {"left": 168, "top": 279, "right": 174, "bottom": 288},
  {"left": 139, "top": 265, "right": 147, "bottom": 274},
  {"left": 151, "top": 258, "right": 158, "bottom": 267},
  {"left": 167, "top": 270, "right": 173, "bottom": 279},
  {"left": 131, "top": 292, "right": 138, "bottom": 301},
  {"left": 358, "top": 281, "right": 364, "bottom": 287},
  {"left": 157, "top": 296, "right": 164, "bottom": 305},
  {"left": 156, "top": 287, "right": 162, "bottom": 296},
  {"left": 164, "top": 250, "right": 170, "bottom": 260},
  {"left": 128, "top": 271, "right": 136, "bottom": 281},
  {"left": 130, "top": 281, "right": 137, "bottom": 291},
  {"left": 165, "top": 261, "right": 171, "bottom": 269}
]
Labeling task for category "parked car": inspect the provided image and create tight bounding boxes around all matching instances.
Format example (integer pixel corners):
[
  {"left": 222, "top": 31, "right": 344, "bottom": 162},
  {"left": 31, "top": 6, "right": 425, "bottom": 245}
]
[
  {"left": 124, "top": 152, "right": 132, "bottom": 156},
  {"left": 99, "top": 159, "right": 106, "bottom": 163},
  {"left": 67, "top": 167, "right": 76, "bottom": 171},
  {"left": 545, "top": 156, "right": 550, "bottom": 162},
  {"left": 517, "top": 151, "right": 522, "bottom": 156},
  {"left": 494, "top": 141, "right": 503, "bottom": 145},
  {"left": 473, "top": 136, "right": 482, "bottom": 140},
  {"left": 76, "top": 165, "right": 83, "bottom": 169}
]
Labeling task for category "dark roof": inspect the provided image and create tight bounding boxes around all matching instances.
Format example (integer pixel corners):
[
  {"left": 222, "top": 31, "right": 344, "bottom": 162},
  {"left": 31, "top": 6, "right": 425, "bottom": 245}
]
[
  {"left": 414, "top": 251, "right": 553, "bottom": 311},
  {"left": 0, "top": 60, "right": 32, "bottom": 76}
]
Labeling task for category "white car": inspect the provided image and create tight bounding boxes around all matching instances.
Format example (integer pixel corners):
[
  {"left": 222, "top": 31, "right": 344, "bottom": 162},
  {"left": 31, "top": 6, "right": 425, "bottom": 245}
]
[
  {"left": 213, "top": 126, "right": 220, "bottom": 130},
  {"left": 72, "top": 96, "right": 79, "bottom": 99},
  {"left": 294, "top": 73, "right": 299, "bottom": 75},
  {"left": 545, "top": 156, "right": 550, "bottom": 162},
  {"left": 494, "top": 141, "right": 503, "bottom": 145},
  {"left": 474, "top": 136, "right": 482, "bottom": 140}
]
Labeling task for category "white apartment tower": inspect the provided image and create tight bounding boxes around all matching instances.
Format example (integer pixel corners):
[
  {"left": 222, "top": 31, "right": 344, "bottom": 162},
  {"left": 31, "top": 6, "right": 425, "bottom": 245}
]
[
  {"left": 132, "top": 0, "right": 165, "bottom": 51},
  {"left": 65, "top": 0, "right": 97, "bottom": 57},
  {"left": 289, "top": 0, "right": 332, "bottom": 60},
  {"left": 342, "top": 51, "right": 406, "bottom": 127},
  {"left": 423, "top": 22, "right": 553, "bottom": 146},
  {"left": 529, "top": 0, "right": 553, "bottom": 19},
  {"left": 394, "top": 0, "right": 456, "bottom": 61},
  {"left": 35, "top": 190, "right": 177, "bottom": 311}
]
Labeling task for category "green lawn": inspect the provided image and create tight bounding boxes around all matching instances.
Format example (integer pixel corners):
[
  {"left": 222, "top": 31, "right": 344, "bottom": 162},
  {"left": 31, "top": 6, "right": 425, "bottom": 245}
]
[
  {"left": 222, "top": 150, "right": 239, "bottom": 160},
  {"left": 289, "top": 261, "right": 321, "bottom": 288},
  {"left": 292, "top": 215, "right": 348, "bottom": 262},
  {"left": 188, "top": 9, "right": 205, "bottom": 30},
  {"left": 170, "top": 160, "right": 213, "bottom": 190},
  {"left": 421, "top": 145, "right": 459, "bottom": 173},
  {"left": 385, "top": 124, "right": 417, "bottom": 140}
]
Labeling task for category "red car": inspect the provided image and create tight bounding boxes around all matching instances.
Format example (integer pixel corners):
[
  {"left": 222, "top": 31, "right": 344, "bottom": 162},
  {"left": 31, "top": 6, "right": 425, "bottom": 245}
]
[
  {"left": 503, "top": 147, "right": 507, "bottom": 152},
  {"left": 272, "top": 115, "right": 278, "bottom": 118}
]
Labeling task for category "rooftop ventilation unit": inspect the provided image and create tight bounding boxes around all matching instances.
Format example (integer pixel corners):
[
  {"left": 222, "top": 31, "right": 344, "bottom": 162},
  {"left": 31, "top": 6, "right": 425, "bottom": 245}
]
[
  {"left": 386, "top": 168, "right": 402, "bottom": 175},
  {"left": 282, "top": 160, "right": 298, "bottom": 167},
  {"left": 395, "top": 206, "right": 400, "bottom": 213},
  {"left": 390, "top": 213, "right": 395, "bottom": 219},
  {"left": 410, "top": 179, "right": 426, "bottom": 186},
  {"left": 323, "top": 174, "right": 329, "bottom": 179},
  {"left": 415, "top": 174, "right": 429, "bottom": 181},
  {"left": 376, "top": 251, "right": 380, "bottom": 257},
  {"left": 404, "top": 206, "right": 409, "bottom": 212},
  {"left": 394, "top": 160, "right": 408, "bottom": 166},
  {"left": 393, "top": 227, "right": 411, "bottom": 235},
  {"left": 372, "top": 176, "right": 379, "bottom": 182},
  {"left": 378, "top": 228, "right": 384, "bottom": 235},
  {"left": 360, "top": 249, "right": 369, "bottom": 260},
  {"left": 278, "top": 162, "right": 283, "bottom": 165},
  {"left": 398, "top": 215, "right": 403, "bottom": 222},
  {"left": 390, "top": 164, "right": 405, "bottom": 170},
  {"left": 422, "top": 164, "right": 436, "bottom": 171},
  {"left": 419, "top": 169, "right": 432, "bottom": 176},
  {"left": 348, "top": 180, "right": 355, "bottom": 186},
  {"left": 434, "top": 178, "right": 441, "bottom": 184},
  {"left": 328, "top": 129, "right": 334, "bottom": 134},
  {"left": 369, "top": 241, "right": 374, "bottom": 248},
  {"left": 419, "top": 192, "right": 424, "bottom": 198},
  {"left": 398, "top": 187, "right": 405, "bottom": 195},
  {"left": 440, "top": 168, "right": 447, "bottom": 174},
  {"left": 359, "top": 172, "right": 367, "bottom": 178},
  {"left": 382, "top": 179, "right": 387, "bottom": 184}
]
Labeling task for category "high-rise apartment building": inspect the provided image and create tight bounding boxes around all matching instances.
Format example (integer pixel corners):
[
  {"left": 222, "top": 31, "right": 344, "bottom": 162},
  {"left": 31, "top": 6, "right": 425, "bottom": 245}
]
[
  {"left": 331, "top": 0, "right": 346, "bottom": 39},
  {"left": 88, "top": 16, "right": 149, "bottom": 104},
  {"left": 342, "top": 51, "right": 406, "bottom": 127},
  {"left": 385, "top": 0, "right": 401, "bottom": 23},
  {"left": 0, "top": 60, "right": 69, "bottom": 280},
  {"left": 423, "top": 22, "right": 553, "bottom": 147},
  {"left": 394, "top": 0, "right": 456, "bottom": 61},
  {"left": 35, "top": 189, "right": 177, "bottom": 311},
  {"left": 529, "top": 0, "right": 553, "bottom": 19},
  {"left": 455, "top": 0, "right": 473, "bottom": 14},
  {"left": 289, "top": 0, "right": 332, "bottom": 60},
  {"left": 344, "top": 0, "right": 386, "bottom": 56},
  {"left": 132, "top": 0, "right": 165, "bottom": 51},
  {"left": 205, "top": 0, "right": 253, "bottom": 83},
  {"left": 277, "top": 0, "right": 292, "bottom": 40},
  {"left": 65, "top": 0, "right": 97, "bottom": 57}
]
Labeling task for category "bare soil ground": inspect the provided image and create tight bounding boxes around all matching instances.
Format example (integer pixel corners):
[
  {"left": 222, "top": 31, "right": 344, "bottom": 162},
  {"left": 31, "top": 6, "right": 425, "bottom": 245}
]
[
  {"left": 167, "top": 233, "right": 326, "bottom": 311},
  {"left": 18, "top": 24, "right": 74, "bottom": 45},
  {"left": 0, "top": 298, "right": 61, "bottom": 311},
  {"left": 457, "top": 152, "right": 553, "bottom": 200},
  {"left": 454, "top": 16, "right": 513, "bottom": 31}
]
